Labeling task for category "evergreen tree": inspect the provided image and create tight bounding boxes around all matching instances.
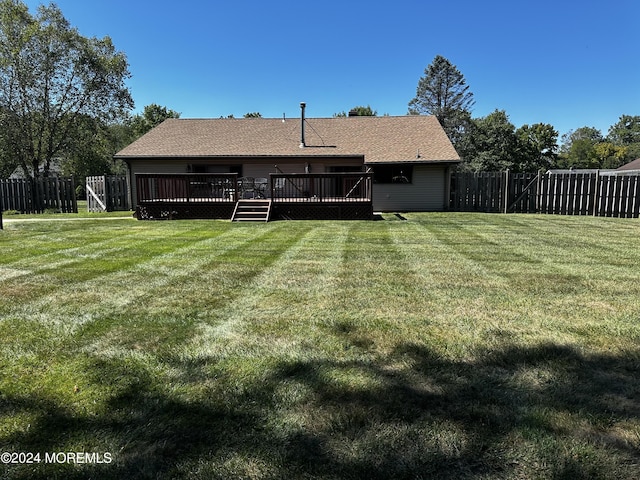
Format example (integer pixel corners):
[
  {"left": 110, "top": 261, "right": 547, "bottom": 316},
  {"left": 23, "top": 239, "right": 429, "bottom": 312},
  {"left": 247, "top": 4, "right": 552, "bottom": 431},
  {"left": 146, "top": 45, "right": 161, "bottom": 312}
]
[{"left": 408, "top": 55, "right": 474, "bottom": 144}]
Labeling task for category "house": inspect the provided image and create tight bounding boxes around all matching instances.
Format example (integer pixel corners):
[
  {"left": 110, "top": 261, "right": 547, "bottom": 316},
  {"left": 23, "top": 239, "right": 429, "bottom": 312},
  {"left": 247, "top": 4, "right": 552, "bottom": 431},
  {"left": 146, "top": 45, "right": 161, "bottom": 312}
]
[
  {"left": 617, "top": 158, "right": 640, "bottom": 172},
  {"left": 9, "top": 158, "right": 64, "bottom": 179},
  {"left": 114, "top": 106, "right": 460, "bottom": 220}
]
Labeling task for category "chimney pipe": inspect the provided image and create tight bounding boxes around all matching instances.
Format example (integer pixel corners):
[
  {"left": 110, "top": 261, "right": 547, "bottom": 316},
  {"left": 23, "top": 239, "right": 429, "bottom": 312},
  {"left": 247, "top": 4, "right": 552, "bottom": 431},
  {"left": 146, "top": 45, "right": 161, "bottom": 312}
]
[{"left": 300, "top": 102, "right": 306, "bottom": 148}]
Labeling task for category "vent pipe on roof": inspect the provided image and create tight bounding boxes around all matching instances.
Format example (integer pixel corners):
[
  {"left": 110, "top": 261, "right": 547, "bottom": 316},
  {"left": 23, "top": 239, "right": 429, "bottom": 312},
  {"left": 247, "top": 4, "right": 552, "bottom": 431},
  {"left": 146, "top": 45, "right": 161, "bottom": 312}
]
[{"left": 300, "top": 102, "right": 306, "bottom": 148}]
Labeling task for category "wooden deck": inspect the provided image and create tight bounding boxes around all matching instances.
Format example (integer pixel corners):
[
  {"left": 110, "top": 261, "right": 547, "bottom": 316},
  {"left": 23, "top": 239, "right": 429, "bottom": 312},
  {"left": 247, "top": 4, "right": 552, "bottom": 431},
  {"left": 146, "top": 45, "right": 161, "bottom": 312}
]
[{"left": 135, "top": 173, "right": 373, "bottom": 220}]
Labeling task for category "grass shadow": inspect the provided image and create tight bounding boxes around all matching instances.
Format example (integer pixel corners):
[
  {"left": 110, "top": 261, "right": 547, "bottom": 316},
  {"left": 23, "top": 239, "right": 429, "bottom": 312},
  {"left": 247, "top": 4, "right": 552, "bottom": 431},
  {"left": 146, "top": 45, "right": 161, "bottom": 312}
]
[{"left": 2, "top": 340, "right": 639, "bottom": 479}]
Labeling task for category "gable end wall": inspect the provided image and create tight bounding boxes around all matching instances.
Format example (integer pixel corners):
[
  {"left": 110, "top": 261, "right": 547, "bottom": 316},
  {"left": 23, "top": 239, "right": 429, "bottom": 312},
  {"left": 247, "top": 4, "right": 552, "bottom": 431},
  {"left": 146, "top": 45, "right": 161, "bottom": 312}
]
[{"left": 372, "top": 164, "right": 447, "bottom": 211}]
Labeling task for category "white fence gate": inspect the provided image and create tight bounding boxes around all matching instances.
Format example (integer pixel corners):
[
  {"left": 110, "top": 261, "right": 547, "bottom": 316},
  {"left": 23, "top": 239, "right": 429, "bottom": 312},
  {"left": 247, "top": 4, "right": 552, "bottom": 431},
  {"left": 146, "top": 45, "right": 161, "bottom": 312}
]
[{"left": 86, "top": 175, "right": 129, "bottom": 212}]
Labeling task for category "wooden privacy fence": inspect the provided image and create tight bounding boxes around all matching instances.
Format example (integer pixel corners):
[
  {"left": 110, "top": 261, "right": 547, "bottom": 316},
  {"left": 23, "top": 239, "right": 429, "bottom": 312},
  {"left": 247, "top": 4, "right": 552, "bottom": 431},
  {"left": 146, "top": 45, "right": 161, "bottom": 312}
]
[
  {"left": 86, "top": 175, "right": 129, "bottom": 212},
  {"left": 0, "top": 177, "right": 77, "bottom": 214},
  {"left": 451, "top": 170, "right": 640, "bottom": 218}
]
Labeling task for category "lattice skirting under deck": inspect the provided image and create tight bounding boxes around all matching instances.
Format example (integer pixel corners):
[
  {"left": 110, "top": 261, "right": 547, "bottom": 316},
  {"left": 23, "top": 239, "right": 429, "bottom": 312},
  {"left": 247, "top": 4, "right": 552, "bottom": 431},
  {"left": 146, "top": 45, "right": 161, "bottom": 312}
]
[
  {"left": 271, "top": 203, "right": 373, "bottom": 220},
  {"left": 136, "top": 202, "right": 235, "bottom": 220},
  {"left": 136, "top": 201, "right": 373, "bottom": 221}
]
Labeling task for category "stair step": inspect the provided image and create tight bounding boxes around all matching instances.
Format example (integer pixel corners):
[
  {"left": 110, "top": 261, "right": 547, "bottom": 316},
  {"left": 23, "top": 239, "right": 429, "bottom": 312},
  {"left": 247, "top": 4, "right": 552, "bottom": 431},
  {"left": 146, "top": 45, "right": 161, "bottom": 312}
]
[
  {"left": 234, "top": 212, "right": 268, "bottom": 217},
  {"left": 231, "top": 199, "right": 272, "bottom": 222}
]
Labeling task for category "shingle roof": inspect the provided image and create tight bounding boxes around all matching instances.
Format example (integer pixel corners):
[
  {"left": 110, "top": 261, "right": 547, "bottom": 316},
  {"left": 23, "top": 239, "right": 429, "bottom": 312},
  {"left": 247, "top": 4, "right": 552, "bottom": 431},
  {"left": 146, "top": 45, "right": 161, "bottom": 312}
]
[
  {"left": 115, "top": 115, "right": 460, "bottom": 164},
  {"left": 617, "top": 158, "right": 640, "bottom": 170}
]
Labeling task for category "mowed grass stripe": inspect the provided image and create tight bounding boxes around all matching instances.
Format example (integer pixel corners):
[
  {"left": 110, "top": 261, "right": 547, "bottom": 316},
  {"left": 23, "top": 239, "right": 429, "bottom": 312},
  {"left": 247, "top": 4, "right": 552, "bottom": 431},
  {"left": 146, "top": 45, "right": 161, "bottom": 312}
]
[
  {"left": 0, "top": 222, "right": 304, "bottom": 421},
  {"left": 420, "top": 215, "right": 587, "bottom": 298},
  {"left": 188, "top": 222, "right": 349, "bottom": 360},
  {"left": 0, "top": 222, "right": 287, "bottom": 361},
  {"left": 385, "top": 218, "right": 540, "bottom": 359},
  {"left": 1, "top": 223, "right": 228, "bottom": 318},
  {"left": 291, "top": 220, "right": 444, "bottom": 359},
  {"left": 401, "top": 214, "right": 640, "bottom": 354},
  {"left": 492, "top": 214, "right": 640, "bottom": 277},
  {"left": 0, "top": 220, "right": 143, "bottom": 265},
  {"left": 0, "top": 221, "right": 219, "bottom": 308},
  {"left": 81, "top": 222, "right": 313, "bottom": 359}
]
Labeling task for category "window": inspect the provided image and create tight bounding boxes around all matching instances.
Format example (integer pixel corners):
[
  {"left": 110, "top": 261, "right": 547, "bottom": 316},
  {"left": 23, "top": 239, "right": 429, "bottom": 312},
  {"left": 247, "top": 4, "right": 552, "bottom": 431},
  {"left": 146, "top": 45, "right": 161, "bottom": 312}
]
[{"left": 372, "top": 165, "right": 413, "bottom": 184}]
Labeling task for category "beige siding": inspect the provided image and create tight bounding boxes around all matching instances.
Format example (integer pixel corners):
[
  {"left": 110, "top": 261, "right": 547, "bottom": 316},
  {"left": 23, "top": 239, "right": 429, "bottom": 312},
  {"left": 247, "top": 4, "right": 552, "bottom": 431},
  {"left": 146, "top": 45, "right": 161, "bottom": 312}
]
[
  {"left": 243, "top": 163, "right": 309, "bottom": 178},
  {"left": 130, "top": 160, "right": 189, "bottom": 174},
  {"left": 372, "top": 165, "right": 447, "bottom": 212}
]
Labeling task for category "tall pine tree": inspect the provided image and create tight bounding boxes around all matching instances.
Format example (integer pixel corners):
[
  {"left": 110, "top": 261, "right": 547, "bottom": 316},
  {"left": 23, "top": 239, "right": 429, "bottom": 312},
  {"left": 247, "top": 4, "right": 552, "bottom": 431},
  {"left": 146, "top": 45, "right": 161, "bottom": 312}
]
[{"left": 408, "top": 55, "right": 474, "bottom": 145}]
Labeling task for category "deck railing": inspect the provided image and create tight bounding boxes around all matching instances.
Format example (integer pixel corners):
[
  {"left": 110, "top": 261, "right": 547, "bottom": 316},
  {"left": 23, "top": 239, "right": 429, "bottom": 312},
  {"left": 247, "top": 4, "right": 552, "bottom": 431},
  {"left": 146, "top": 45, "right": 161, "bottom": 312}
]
[
  {"left": 135, "top": 172, "right": 373, "bottom": 204},
  {"left": 269, "top": 172, "right": 373, "bottom": 203},
  {"left": 136, "top": 173, "right": 239, "bottom": 204}
]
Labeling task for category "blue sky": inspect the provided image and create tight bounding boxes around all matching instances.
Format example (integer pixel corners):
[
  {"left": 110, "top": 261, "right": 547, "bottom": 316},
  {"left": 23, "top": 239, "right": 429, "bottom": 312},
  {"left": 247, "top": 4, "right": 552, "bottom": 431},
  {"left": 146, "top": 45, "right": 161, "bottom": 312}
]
[{"left": 25, "top": 0, "right": 640, "bottom": 138}]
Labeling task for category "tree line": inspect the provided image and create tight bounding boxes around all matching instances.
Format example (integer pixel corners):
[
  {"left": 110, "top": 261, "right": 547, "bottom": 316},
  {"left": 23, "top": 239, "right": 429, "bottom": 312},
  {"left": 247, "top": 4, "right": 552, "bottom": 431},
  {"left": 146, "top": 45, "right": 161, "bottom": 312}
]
[
  {"left": 408, "top": 55, "right": 639, "bottom": 172},
  {"left": 338, "top": 56, "right": 639, "bottom": 173},
  {"left": 0, "top": 1, "right": 180, "bottom": 181},
  {"left": 0, "top": 2, "right": 637, "bottom": 183}
]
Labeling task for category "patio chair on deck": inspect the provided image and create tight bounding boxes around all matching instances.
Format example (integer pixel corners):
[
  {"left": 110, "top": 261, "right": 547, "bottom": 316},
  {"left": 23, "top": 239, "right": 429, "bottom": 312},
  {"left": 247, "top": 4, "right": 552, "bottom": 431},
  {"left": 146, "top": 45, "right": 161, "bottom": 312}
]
[
  {"left": 254, "top": 178, "right": 268, "bottom": 198},
  {"left": 272, "top": 177, "right": 286, "bottom": 199},
  {"left": 238, "top": 177, "right": 255, "bottom": 199}
]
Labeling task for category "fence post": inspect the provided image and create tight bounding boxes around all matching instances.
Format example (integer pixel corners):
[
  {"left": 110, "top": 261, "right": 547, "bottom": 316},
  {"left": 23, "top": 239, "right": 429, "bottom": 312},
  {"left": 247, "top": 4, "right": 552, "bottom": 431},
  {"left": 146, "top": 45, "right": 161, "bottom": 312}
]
[
  {"left": 593, "top": 170, "right": 600, "bottom": 217},
  {"left": 503, "top": 169, "right": 510, "bottom": 214},
  {"left": 535, "top": 171, "right": 541, "bottom": 213},
  {"left": 70, "top": 176, "right": 78, "bottom": 213},
  {"left": 0, "top": 180, "right": 3, "bottom": 228}
]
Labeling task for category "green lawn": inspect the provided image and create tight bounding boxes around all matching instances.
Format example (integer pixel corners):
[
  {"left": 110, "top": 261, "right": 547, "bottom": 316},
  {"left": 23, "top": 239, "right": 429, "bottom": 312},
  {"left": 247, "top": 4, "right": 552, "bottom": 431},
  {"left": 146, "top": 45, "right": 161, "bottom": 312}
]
[{"left": 0, "top": 213, "right": 639, "bottom": 479}]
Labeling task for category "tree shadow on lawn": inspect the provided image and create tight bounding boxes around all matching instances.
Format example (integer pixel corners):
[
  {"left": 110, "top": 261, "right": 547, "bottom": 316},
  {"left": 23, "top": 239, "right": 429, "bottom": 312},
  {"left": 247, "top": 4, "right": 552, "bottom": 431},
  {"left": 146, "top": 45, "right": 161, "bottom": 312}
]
[{"left": 2, "top": 341, "right": 639, "bottom": 479}]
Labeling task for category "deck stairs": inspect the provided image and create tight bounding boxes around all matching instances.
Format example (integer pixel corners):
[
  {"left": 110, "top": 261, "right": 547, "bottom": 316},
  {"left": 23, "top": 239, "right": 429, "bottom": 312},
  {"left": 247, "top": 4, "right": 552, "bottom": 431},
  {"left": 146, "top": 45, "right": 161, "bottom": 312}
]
[{"left": 231, "top": 199, "right": 272, "bottom": 222}]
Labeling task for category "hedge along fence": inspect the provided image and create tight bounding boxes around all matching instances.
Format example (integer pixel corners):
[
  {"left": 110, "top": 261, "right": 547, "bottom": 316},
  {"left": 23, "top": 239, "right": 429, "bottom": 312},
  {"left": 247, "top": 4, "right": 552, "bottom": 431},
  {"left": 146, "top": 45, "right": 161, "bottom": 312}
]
[
  {"left": 0, "top": 177, "right": 78, "bottom": 214},
  {"left": 86, "top": 175, "right": 129, "bottom": 212},
  {"left": 451, "top": 170, "right": 640, "bottom": 218}
]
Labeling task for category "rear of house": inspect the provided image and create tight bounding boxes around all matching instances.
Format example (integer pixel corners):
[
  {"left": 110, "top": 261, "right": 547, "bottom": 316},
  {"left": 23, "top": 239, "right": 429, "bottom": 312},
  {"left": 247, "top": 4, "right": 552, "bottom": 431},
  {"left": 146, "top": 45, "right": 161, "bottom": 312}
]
[{"left": 114, "top": 111, "right": 460, "bottom": 219}]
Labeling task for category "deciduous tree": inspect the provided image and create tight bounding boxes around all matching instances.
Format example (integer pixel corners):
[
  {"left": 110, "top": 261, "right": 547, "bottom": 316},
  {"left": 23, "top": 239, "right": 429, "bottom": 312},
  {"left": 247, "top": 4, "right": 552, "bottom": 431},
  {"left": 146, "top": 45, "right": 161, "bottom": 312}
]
[
  {"left": 558, "top": 127, "right": 603, "bottom": 168},
  {"left": 607, "top": 114, "right": 640, "bottom": 162},
  {"left": 0, "top": 0, "right": 133, "bottom": 178},
  {"left": 130, "top": 104, "right": 180, "bottom": 137},
  {"left": 594, "top": 142, "right": 627, "bottom": 169},
  {"left": 459, "top": 110, "right": 519, "bottom": 172},
  {"left": 516, "top": 123, "right": 559, "bottom": 171},
  {"left": 333, "top": 105, "right": 377, "bottom": 117}
]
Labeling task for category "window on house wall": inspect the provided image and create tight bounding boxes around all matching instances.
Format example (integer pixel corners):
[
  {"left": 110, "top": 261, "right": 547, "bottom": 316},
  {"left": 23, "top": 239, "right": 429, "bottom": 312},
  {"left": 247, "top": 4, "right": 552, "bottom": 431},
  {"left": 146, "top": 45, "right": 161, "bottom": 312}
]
[
  {"left": 189, "top": 164, "right": 242, "bottom": 174},
  {"left": 372, "top": 165, "right": 413, "bottom": 184}
]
